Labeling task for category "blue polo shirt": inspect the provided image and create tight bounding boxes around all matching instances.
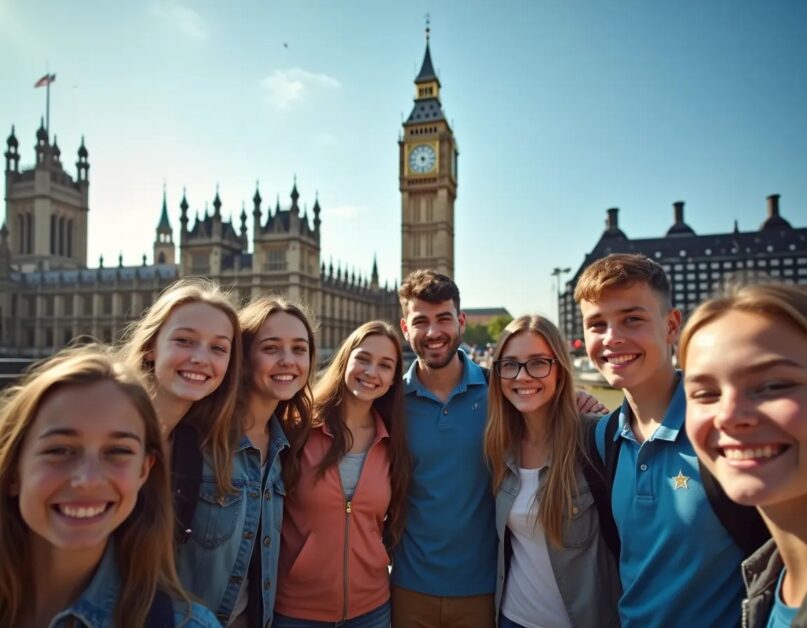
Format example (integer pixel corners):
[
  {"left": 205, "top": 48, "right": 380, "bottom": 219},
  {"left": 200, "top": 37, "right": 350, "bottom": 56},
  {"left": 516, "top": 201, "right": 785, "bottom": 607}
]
[
  {"left": 390, "top": 351, "right": 497, "bottom": 596},
  {"left": 596, "top": 376, "right": 745, "bottom": 628}
]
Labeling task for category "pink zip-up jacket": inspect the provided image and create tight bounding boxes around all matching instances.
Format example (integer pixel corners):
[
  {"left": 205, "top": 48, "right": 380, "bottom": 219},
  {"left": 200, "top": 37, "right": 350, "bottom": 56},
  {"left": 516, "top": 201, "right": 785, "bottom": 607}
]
[{"left": 275, "top": 413, "right": 391, "bottom": 621}]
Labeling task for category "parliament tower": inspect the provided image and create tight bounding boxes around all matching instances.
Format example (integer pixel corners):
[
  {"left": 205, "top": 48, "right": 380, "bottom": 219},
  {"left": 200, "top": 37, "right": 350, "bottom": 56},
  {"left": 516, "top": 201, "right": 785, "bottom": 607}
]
[{"left": 399, "top": 28, "right": 457, "bottom": 279}]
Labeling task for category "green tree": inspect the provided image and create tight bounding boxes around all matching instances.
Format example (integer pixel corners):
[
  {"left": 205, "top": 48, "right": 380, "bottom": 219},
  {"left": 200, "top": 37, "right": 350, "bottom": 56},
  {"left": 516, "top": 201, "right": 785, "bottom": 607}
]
[
  {"left": 487, "top": 315, "right": 513, "bottom": 342},
  {"left": 464, "top": 322, "right": 492, "bottom": 347}
]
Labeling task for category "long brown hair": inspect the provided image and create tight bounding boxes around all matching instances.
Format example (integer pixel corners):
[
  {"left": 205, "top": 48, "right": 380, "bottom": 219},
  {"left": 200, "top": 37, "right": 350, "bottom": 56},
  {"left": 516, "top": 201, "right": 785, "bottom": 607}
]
[
  {"left": 238, "top": 296, "right": 316, "bottom": 495},
  {"left": 483, "top": 315, "right": 582, "bottom": 547},
  {"left": 118, "top": 278, "right": 243, "bottom": 495},
  {"left": 0, "top": 346, "right": 188, "bottom": 627},
  {"left": 313, "top": 320, "right": 411, "bottom": 546}
]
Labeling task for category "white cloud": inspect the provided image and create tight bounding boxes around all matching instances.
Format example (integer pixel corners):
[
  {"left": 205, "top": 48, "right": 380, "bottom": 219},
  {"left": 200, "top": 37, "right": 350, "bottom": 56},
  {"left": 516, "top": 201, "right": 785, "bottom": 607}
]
[
  {"left": 260, "top": 68, "right": 341, "bottom": 110},
  {"left": 150, "top": 1, "right": 207, "bottom": 40}
]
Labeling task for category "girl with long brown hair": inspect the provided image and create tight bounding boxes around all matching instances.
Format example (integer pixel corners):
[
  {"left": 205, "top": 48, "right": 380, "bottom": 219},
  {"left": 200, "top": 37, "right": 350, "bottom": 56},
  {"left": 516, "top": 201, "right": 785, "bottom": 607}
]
[
  {"left": 274, "top": 320, "right": 410, "bottom": 628},
  {"left": 483, "top": 315, "right": 619, "bottom": 628},
  {"left": 0, "top": 346, "right": 219, "bottom": 628},
  {"left": 119, "top": 277, "right": 246, "bottom": 624},
  {"left": 231, "top": 295, "right": 317, "bottom": 628}
]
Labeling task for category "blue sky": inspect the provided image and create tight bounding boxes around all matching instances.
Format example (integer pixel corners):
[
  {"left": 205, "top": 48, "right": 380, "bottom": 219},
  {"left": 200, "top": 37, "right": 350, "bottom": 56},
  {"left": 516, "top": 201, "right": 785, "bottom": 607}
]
[{"left": 1, "top": 0, "right": 805, "bottom": 320}]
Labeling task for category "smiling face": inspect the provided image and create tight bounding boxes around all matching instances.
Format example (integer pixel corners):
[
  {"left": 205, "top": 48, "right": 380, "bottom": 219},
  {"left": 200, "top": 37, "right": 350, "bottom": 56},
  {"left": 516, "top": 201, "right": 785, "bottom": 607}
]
[
  {"left": 14, "top": 380, "right": 153, "bottom": 554},
  {"left": 498, "top": 330, "right": 559, "bottom": 422},
  {"left": 580, "top": 283, "right": 681, "bottom": 392},
  {"left": 401, "top": 298, "right": 465, "bottom": 369},
  {"left": 148, "top": 301, "right": 234, "bottom": 406},
  {"left": 684, "top": 310, "right": 807, "bottom": 509},
  {"left": 343, "top": 334, "right": 398, "bottom": 403},
  {"left": 249, "top": 311, "right": 311, "bottom": 404}
]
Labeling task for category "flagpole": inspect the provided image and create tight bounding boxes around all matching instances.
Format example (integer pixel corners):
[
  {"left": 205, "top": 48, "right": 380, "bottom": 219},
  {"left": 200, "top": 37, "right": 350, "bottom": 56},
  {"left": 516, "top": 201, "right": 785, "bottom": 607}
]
[{"left": 46, "top": 81, "right": 50, "bottom": 134}]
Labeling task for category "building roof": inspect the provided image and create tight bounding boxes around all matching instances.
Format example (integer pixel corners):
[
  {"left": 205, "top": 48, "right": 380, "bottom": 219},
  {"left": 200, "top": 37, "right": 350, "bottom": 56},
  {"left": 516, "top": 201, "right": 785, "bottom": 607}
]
[
  {"left": 416, "top": 43, "right": 438, "bottom": 83},
  {"left": 405, "top": 98, "right": 446, "bottom": 124}
]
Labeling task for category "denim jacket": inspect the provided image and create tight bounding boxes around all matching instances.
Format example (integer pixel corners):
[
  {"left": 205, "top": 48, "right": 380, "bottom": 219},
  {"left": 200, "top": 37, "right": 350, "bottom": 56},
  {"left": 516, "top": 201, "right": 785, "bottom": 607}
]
[
  {"left": 176, "top": 414, "right": 289, "bottom": 627},
  {"left": 741, "top": 538, "right": 807, "bottom": 628},
  {"left": 48, "top": 543, "right": 220, "bottom": 627},
  {"left": 494, "top": 450, "right": 621, "bottom": 628}
]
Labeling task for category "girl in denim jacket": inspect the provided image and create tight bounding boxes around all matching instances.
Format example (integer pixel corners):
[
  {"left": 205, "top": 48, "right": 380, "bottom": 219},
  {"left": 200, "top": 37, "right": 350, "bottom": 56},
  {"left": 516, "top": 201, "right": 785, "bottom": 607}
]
[
  {"left": 0, "top": 346, "right": 219, "bottom": 627},
  {"left": 483, "top": 316, "right": 620, "bottom": 628},
  {"left": 681, "top": 282, "right": 807, "bottom": 627},
  {"left": 120, "top": 278, "right": 246, "bottom": 625}
]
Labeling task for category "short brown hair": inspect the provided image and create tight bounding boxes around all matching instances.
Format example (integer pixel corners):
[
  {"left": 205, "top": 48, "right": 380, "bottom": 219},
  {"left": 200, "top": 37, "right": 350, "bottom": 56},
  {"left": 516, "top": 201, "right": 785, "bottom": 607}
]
[
  {"left": 574, "top": 253, "right": 671, "bottom": 307},
  {"left": 398, "top": 269, "right": 460, "bottom": 313}
]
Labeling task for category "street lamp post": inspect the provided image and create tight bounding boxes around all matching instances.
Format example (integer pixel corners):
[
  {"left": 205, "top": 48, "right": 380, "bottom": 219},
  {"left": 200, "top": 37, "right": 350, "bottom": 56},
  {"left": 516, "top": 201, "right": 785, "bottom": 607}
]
[{"left": 551, "top": 266, "right": 571, "bottom": 326}]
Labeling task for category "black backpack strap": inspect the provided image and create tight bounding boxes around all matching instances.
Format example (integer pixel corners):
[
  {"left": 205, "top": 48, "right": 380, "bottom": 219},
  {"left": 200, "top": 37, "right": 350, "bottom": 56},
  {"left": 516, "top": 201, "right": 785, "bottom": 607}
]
[
  {"left": 699, "top": 458, "right": 770, "bottom": 556},
  {"left": 145, "top": 589, "right": 175, "bottom": 628},
  {"left": 171, "top": 422, "right": 203, "bottom": 544},
  {"left": 480, "top": 365, "right": 491, "bottom": 382},
  {"left": 602, "top": 408, "right": 621, "bottom": 488},
  {"left": 582, "top": 413, "right": 621, "bottom": 562}
]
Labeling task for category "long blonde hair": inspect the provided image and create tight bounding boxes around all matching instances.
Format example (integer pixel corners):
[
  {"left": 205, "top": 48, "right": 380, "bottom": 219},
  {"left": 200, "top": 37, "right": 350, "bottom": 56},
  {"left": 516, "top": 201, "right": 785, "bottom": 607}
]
[
  {"left": 312, "top": 321, "right": 411, "bottom": 547},
  {"left": 483, "top": 315, "right": 582, "bottom": 546},
  {"left": 0, "top": 346, "right": 188, "bottom": 627},
  {"left": 238, "top": 296, "right": 317, "bottom": 495},
  {"left": 119, "top": 278, "right": 242, "bottom": 494},
  {"left": 679, "top": 281, "right": 807, "bottom": 367}
]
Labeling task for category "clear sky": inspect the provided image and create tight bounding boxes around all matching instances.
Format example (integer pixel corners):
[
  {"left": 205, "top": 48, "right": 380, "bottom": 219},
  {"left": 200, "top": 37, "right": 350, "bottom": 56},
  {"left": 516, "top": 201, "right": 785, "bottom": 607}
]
[{"left": 2, "top": 0, "right": 805, "bottom": 321}]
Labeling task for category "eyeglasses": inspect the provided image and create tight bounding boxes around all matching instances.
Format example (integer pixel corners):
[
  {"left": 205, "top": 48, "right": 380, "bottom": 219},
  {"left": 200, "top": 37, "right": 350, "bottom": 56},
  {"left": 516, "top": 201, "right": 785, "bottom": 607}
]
[{"left": 493, "top": 358, "right": 557, "bottom": 380}]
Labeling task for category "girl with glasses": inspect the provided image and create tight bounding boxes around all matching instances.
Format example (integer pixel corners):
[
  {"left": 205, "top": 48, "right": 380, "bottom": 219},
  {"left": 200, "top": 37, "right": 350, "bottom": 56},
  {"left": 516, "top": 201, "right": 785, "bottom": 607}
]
[
  {"left": 274, "top": 321, "right": 410, "bottom": 628},
  {"left": 0, "top": 346, "right": 219, "bottom": 627},
  {"left": 483, "top": 315, "right": 620, "bottom": 628},
  {"left": 680, "top": 282, "right": 807, "bottom": 627}
]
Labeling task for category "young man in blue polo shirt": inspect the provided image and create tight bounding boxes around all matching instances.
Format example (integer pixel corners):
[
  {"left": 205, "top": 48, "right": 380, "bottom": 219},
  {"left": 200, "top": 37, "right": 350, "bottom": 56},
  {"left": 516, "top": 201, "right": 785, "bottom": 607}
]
[
  {"left": 390, "top": 270, "right": 496, "bottom": 628},
  {"left": 575, "top": 254, "right": 746, "bottom": 628}
]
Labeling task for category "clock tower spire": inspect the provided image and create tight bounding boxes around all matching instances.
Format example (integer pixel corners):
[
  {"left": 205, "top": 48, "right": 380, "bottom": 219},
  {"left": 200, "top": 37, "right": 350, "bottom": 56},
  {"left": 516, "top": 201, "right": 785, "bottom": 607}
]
[{"left": 399, "top": 23, "right": 457, "bottom": 279}]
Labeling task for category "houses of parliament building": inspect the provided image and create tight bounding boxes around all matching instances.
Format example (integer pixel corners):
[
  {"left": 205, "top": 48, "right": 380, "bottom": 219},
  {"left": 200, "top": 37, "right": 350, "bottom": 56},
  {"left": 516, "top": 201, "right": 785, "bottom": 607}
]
[{"left": 0, "top": 34, "right": 460, "bottom": 357}]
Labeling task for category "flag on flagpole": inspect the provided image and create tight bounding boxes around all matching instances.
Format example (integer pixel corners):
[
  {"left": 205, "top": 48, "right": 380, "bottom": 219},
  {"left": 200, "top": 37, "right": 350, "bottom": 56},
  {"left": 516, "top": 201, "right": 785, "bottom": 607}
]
[{"left": 34, "top": 73, "right": 56, "bottom": 88}]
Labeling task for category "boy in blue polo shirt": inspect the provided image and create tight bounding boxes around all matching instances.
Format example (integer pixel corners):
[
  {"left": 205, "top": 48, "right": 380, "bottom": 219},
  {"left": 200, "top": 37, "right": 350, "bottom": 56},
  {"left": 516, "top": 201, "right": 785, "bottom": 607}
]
[{"left": 575, "top": 254, "right": 746, "bottom": 628}]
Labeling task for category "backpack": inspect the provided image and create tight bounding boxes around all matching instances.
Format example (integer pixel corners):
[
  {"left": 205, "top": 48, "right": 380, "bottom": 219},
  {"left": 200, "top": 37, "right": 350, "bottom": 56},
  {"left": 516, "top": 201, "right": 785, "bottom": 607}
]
[
  {"left": 145, "top": 590, "right": 175, "bottom": 628},
  {"left": 171, "top": 422, "right": 204, "bottom": 544},
  {"left": 583, "top": 407, "right": 770, "bottom": 561}
]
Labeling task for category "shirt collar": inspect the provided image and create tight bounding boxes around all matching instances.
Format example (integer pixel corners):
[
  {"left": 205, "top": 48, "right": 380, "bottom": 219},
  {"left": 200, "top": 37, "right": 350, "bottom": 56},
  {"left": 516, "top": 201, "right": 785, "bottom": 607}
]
[
  {"left": 236, "top": 412, "right": 291, "bottom": 453},
  {"left": 52, "top": 543, "right": 120, "bottom": 627},
  {"left": 615, "top": 371, "right": 685, "bottom": 442},
  {"left": 403, "top": 349, "right": 486, "bottom": 398}
]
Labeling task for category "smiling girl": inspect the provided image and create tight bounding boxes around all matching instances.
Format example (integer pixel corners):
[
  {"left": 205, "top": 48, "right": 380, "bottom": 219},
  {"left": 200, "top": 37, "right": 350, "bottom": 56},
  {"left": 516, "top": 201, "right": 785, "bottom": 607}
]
[
  {"left": 680, "top": 282, "right": 807, "bottom": 627},
  {"left": 484, "top": 315, "right": 620, "bottom": 628},
  {"left": 0, "top": 346, "right": 219, "bottom": 628},
  {"left": 119, "top": 278, "right": 245, "bottom": 624},
  {"left": 229, "top": 296, "right": 317, "bottom": 627},
  {"left": 274, "top": 320, "right": 410, "bottom": 628}
]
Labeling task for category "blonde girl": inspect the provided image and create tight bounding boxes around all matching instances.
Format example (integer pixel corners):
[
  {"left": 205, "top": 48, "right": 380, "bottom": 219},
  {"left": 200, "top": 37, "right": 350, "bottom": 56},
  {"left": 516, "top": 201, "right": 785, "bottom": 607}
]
[
  {"left": 680, "top": 282, "right": 807, "bottom": 627},
  {"left": 119, "top": 278, "right": 244, "bottom": 624},
  {"left": 0, "top": 346, "right": 219, "bottom": 627},
  {"left": 484, "top": 315, "right": 619, "bottom": 628}
]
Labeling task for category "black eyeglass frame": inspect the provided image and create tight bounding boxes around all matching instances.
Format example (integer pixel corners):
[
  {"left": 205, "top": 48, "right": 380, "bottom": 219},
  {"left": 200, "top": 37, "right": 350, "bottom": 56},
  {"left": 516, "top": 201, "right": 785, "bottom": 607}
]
[{"left": 493, "top": 358, "right": 559, "bottom": 380}]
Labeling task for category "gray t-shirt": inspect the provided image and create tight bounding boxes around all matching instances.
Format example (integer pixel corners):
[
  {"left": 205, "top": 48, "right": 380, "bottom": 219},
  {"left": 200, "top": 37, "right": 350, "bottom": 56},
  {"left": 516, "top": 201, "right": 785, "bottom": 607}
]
[{"left": 338, "top": 451, "right": 367, "bottom": 499}]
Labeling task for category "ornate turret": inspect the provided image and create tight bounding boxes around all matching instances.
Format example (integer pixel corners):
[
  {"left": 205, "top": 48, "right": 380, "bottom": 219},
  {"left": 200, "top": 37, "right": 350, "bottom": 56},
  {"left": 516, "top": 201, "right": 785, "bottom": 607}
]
[
  {"left": 76, "top": 136, "right": 89, "bottom": 183},
  {"left": 35, "top": 118, "right": 50, "bottom": 166},
  {"left": 312, "top": 193, "right": 321, "bottom": 235},
  {"left": 370, "top": 254, "right": 379, "bottom": 290},
  {"left": 5, "top": 125, "right": 20, "bottom": 173},
  {"left": 154, "top": 187, "right": 175, "bottom": 265}
]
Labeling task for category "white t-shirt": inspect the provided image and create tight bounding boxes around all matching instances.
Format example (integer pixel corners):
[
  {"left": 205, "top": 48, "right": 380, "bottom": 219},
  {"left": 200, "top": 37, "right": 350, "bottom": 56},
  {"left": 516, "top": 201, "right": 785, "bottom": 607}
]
[{"left": 501, "top": 467, "right": 572, "bottom": 628}]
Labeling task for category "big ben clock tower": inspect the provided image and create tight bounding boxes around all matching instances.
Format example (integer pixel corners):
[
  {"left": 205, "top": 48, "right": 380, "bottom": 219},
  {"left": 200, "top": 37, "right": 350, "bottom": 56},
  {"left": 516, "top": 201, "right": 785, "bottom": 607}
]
[{"left": 400, "top": 27, "right": 457, "bottom": 279}]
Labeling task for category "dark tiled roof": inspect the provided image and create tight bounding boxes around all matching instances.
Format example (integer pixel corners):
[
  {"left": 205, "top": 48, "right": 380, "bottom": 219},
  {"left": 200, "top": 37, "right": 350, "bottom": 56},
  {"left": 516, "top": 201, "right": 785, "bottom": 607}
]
[
  {"left": 13, "top": 264, "right": 178, "bottom": 285},
  {"left": 406, "top": 98, "right": 446, "bottom": 124},
  {"left": 416, "top": 43, "right": 438, "bottom": 83}
]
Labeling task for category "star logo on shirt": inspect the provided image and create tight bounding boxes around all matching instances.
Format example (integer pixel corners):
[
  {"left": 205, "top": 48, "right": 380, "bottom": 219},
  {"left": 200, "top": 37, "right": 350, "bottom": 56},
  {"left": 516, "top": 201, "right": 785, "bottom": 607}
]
[{"left": 673, "top": 470, "right": 690, "bottom": 490}]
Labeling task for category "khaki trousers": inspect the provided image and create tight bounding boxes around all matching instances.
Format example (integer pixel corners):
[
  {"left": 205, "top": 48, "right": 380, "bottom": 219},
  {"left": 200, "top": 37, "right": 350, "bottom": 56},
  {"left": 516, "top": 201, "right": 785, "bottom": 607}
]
[{"left": 391, "top": 586, "right": 495, "bottom": 628}]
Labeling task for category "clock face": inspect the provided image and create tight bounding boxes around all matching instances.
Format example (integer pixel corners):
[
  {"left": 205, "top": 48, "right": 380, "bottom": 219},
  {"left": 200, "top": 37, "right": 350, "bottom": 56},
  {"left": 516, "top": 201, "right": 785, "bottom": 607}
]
[{"left": 409, "top": 144, "right": 437, "bottom": 174}]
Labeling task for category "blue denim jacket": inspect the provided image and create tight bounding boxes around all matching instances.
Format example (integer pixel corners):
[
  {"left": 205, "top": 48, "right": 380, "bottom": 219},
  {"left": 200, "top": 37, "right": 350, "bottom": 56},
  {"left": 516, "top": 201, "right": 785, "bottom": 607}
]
[
  {"left": 48, "top": 543, "right": 220, "bottom": 627},
  {"left": 176, "top": 415, "right": 288, "bottom": 627}
]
